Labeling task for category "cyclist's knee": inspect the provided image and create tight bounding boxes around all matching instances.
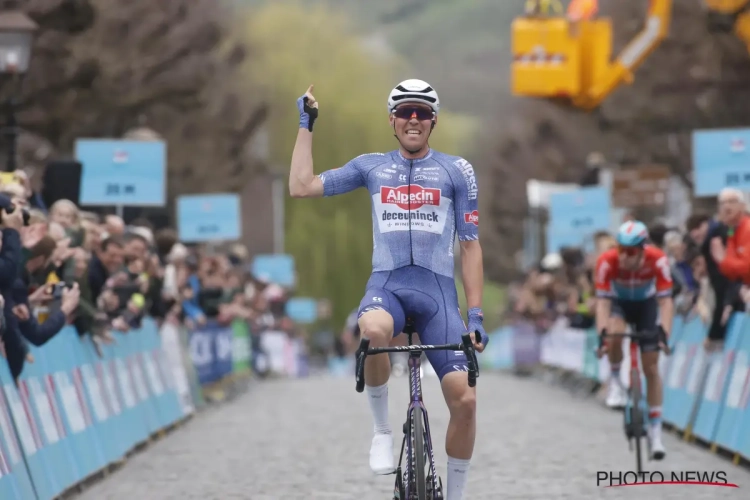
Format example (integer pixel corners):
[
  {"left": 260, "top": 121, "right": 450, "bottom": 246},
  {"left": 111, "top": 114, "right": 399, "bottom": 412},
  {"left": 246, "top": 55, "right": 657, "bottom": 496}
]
[
  {"left": 641, "top": 352, "right": 660, "bottom": 378},
  {"left": 359, "top": 309, "right": 394, "bottom": 346},
  {"left": 449, "top": 390, "right": 476, "bottom": 421},
  {"left": 608, "top": 316, "right": 625, "bottom": 332},
  {"left": 442, "top": 372, "right": 476, "bottom": 420}
]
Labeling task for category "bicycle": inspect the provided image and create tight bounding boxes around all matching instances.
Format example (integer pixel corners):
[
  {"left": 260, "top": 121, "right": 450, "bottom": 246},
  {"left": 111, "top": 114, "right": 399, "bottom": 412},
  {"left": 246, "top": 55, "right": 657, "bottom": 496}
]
[
  {"left": 355, "top": 320, "right": 480, "bottom": 500},
  {"left": 598, "top": 327, "right": 669, "bottom": 474}
]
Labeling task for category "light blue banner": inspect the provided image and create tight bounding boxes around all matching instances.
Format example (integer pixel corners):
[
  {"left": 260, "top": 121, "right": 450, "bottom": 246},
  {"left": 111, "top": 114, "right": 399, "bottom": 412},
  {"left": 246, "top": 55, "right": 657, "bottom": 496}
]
[
  {"left": 714, "top": 314, "right": 750, "bottom": 452},
  {"left": 547, "top": 186, "right": 610, "bottom": 253},
  {"left": 692, "top": 128, "right": 750, "bottom": 196},
  {"left": 0, "top": 319, "right": 189, "bottom": 499},
  {"left": 177, "top": 194, "right": 242, "bottom": 243},
  {"left": 691, "top": 315, "right": 743, "bottom": 443},
  {"left": 76, "top": 139, "right": 166, "bottom": 206},
  {"left": 251, "top": 254, "right": 296, "bottom": 287},
  {"left": 286, "top": 298, "right": 319, "bottom": 324}
]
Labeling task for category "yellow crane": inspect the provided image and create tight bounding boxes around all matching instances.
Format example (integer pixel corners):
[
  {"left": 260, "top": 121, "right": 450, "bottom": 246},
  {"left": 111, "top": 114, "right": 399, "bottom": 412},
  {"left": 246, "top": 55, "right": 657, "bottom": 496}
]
[
  {"left": 511, "top": 0, "right": 750, "bottom": 110},
  {"left": 705, "top": 1, "right": 750, "bottom": 50}
]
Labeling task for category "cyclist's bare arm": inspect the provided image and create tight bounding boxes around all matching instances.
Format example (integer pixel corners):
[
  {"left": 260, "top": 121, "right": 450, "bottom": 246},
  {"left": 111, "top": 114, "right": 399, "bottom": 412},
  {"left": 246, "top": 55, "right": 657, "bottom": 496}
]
[
  {"left": 595, "top": 297, "right": 611, "bottom": 333},
  {"left": 289, "top": 128, "right": 324, "bottom": 198},
  {"left": 657, "top": 296, "right": 674, "bottom": 335}
]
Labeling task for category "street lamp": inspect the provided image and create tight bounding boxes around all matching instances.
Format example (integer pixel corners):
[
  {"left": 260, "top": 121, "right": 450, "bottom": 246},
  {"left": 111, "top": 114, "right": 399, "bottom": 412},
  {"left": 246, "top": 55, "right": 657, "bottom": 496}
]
[{"left": 0, "top": 11, "right": 38, "bottom": 172}]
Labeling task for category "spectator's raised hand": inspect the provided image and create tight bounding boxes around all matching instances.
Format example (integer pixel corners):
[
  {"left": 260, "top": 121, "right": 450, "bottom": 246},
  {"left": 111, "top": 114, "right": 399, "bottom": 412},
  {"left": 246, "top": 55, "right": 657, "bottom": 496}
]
[
  {"left": 1, "top": 205, "right": 23, "bottom": 231},
  {"left": 28, "top": 285, "right": 53, "bottom": 305},
  {"left": 12, "top": 304, "right": 30, "bottom": 321},
  {"left": 60, "top": 282, "right": 81, "bottom": 315},
  {"left": 111, "top": 316, "right": 129, "bottom": 332}
]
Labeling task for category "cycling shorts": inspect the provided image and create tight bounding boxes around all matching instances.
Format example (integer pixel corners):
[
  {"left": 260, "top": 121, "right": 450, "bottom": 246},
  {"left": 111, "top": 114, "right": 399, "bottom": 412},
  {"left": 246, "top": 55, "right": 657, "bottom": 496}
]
[
  {"left": 357, "top": 266, "right": 468, "bottom": 380},
  {"left": 610, "top": 297, "right": 660, "bottom": 353}
]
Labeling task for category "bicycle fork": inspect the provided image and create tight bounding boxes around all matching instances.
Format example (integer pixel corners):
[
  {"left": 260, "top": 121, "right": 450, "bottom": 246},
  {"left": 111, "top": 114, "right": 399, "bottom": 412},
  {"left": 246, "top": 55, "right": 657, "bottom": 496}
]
[{"left": 394, "top": 408, "right": 441, "bottom": 499}]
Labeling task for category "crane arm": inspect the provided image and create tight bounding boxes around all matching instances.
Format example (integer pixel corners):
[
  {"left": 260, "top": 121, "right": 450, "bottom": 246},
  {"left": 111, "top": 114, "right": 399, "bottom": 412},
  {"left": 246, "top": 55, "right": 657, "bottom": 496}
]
[{"left": 578, "top": 0, "right": 672, "bottom": 110}]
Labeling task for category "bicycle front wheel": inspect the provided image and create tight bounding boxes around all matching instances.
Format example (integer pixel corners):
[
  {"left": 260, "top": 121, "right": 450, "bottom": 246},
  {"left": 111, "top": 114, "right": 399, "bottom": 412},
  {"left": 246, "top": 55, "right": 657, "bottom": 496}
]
[{"left": 410, "top": 406, "right": 428, "bottom": 500}]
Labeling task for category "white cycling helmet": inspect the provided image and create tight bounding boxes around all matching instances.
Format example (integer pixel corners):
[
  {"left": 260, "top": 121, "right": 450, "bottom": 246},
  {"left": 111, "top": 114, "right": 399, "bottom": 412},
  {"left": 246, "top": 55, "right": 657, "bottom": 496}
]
[{"left": 387, "top": 79, "right": 440, "bottom": 114}]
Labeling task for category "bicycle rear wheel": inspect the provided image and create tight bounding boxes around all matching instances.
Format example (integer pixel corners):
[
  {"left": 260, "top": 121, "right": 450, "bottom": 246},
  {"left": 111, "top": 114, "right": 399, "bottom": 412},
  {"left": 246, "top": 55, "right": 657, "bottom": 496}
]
[
  {"left": 630, "top": 368, "right": 644, "bottom": 474},
  {"left": 410, "top": 406, "right": 427, "bottom": 500}
]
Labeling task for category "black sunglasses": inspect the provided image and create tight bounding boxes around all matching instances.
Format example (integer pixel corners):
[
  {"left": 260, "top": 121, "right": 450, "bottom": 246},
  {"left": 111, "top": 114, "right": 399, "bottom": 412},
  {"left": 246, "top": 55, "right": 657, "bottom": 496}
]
[{"left": 393, "top": 106, "right": 434, "bottom": 121}]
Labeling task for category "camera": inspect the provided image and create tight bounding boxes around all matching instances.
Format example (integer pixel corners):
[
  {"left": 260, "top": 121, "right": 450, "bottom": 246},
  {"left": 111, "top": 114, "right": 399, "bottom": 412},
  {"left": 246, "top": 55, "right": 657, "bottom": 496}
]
[
  {"left": 46, "top": 282, "right": 72, "bottom": 299},
  {"left": 0, "top": 203, "right": 30, "bottom": 226}
]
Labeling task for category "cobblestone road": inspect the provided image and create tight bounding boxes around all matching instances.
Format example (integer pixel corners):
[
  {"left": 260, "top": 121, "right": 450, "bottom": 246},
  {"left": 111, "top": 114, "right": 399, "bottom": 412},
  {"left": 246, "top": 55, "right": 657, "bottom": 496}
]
[{"left": 76, "top": 373, "right": 749, "bottom": 499}]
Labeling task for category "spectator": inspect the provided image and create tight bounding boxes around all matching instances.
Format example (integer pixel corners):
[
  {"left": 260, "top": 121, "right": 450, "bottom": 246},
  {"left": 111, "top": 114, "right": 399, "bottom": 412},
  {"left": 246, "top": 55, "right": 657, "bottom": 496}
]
[
  {"left": 711, "top": 188, "right": 750, "bottom": 285},
  {"left": 686, "top": 212, "right": 732, "bottom": 343},
  {"left": 104, "top": 215, "right": 125, "bottom": 237},
  {"left": 689, "top": 252, "right": 714, "bottom": 325},
  {"left": 664, "top": 231, "right": 697, "bottom": 315},
  {"left": 647, "top": 222, "right": 671, "bottom": 250},
  {"left": 88, "top": 235, "right": 125, "bottom": 302}
]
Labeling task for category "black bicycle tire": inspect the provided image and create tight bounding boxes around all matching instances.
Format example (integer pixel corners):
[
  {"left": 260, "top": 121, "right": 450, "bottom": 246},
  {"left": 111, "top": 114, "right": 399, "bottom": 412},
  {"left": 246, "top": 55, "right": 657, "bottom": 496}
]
[
  {"left": 630, "top": 368, "right": 644, "bottom": 474},
  {"left": 411, "top": 406, "right": 428, "bottom": 500}
]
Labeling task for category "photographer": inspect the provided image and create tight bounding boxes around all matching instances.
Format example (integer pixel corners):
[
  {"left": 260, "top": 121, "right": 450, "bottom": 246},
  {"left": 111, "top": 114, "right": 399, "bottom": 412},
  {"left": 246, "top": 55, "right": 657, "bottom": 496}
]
[
  {"left": 0, "top": 194, "right": 28, "bottom": 378},
  {"left": 0, "top": 194, "right": 24, "bottom": 288},
  {"left": 11, "top": 235, "right": 81, "bottom": 343}
]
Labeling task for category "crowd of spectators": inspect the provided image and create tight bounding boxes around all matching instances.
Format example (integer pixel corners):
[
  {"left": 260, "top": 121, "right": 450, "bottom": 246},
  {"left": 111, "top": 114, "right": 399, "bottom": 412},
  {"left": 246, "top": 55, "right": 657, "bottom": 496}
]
[
  {"left": 0, "top": 168, "right": 303, "bottom": 382},
  {"left": 507, "top": 187, "right": 750, "bottom": 349}
]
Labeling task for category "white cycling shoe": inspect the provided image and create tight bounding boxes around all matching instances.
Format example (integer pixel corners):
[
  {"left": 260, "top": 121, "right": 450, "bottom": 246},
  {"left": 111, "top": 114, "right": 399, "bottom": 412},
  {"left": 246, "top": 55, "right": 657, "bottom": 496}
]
[
  {"left": 370, "top": 433, "right": 396, "bottom": 475},
  {"left": 605, "top": 380, "right": 627, "bottom": 409},
  {"left": 649, "top": 426, "right": 666, "bottom": 460}
]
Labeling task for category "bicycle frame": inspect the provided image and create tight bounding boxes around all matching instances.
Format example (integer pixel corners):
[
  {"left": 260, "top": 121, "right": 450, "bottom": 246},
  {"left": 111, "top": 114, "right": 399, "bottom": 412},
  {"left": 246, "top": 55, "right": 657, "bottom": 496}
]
[
  {"left": 601, "top": 329, "right": 664, "bottom": 472},
  {"left": 355, "top": 327, "right": 478, "bottom": 500},
  {"left": 402, "top": 331, "right": 439, "bottom": 499},
  {"left": 626, "top": 337, "right": 643, "bottom": 428}
]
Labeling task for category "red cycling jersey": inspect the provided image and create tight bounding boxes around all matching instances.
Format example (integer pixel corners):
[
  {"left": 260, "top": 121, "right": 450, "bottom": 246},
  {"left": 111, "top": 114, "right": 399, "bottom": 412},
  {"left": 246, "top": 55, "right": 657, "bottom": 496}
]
[{"left": 594, "top": 245, "right": 673, "bottom": 301}]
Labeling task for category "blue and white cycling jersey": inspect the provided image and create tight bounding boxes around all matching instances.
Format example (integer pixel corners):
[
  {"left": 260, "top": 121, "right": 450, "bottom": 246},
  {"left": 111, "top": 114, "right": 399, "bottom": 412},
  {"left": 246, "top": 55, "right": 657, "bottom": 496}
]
[{"left": 319, "top": 149, "right": 479, "bottom": 278}]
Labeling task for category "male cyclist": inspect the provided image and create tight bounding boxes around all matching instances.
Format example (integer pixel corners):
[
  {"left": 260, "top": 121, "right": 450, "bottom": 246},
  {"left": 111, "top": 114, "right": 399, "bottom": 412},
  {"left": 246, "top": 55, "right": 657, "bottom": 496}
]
[
  {"left": 289, "top": 80, "right": 486, "bottom": 500},
  {"left": 594, "top": 220, "right": 674, "bottom": 460}
]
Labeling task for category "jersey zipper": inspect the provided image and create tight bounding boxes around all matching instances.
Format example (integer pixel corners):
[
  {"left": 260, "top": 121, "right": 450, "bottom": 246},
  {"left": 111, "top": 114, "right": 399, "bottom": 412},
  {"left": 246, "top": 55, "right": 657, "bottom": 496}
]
[{"left": 408, "top": 159, "right": 414, "bottom": 265}]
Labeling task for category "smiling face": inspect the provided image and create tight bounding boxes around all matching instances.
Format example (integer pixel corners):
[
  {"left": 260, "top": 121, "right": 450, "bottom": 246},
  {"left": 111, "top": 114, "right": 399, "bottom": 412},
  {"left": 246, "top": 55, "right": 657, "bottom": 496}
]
[{"left": 389, "top": 103, "right": 435, "bottom": 157}]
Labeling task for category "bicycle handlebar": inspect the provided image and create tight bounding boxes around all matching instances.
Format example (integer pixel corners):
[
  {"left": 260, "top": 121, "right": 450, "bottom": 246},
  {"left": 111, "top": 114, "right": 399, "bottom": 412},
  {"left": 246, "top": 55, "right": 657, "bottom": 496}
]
[
  {"left": 599, "top": 328, "right": 670, "bottom": 354},
  {"left": 355, "top": 332, "right": 480, "bottom": 393}
]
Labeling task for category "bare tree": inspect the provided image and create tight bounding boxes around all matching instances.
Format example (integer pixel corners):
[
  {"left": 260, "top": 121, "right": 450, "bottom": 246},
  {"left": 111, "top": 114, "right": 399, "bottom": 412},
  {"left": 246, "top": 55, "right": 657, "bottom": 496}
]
[{"left": 1, "top": 0, "right": 267, "bottom": 197}]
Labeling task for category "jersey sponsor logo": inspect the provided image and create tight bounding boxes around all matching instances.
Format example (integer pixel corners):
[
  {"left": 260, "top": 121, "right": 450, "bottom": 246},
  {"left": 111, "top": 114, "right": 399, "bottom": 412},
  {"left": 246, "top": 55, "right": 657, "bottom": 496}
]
[
  {"left": 414, "top": 174, "right": 439, "bottom": 182},
  {"left": 380, "top": 185, "right": 441, "bottom": 210},
  {"left": 453, "top": 158, "right": 477, "bottom": 200},
  {"left": 382, "top": 209, "right": 440, "bottom": 223},
  {"left": 463, "top": 210, "right": 479, "bottom": 226},
  {"left": 373, "top": 187, "right": 450, "bottom": 236},
  {"left": 383, "top": 168, "right": 397, "bottom": 173},
  {"left": 375, "top": 172, "right": 392, "bottom": 180}
]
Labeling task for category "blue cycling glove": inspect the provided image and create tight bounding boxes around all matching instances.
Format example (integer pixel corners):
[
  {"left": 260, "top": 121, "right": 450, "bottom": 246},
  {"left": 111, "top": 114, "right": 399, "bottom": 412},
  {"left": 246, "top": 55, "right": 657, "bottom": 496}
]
[
  {"left": 467, "top": 307, "right": 488, "bottom": 347},
  {"left": 297, "top": 94, "right": 318, "bottom": 132}
]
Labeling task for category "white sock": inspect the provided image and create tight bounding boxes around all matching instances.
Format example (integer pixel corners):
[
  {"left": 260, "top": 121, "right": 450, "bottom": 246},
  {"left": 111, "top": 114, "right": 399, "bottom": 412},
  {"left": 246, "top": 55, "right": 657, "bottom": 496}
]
[
  {"left": 366, "top": 383, "right": 391, "bottom": 434},
  {"left": 446, "top": 456, "right": 470, "bottom": 500}
]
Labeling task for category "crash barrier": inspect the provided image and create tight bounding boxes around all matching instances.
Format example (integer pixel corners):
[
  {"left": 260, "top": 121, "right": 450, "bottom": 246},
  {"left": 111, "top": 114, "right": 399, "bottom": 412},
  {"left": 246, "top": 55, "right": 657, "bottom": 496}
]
[
  {"left": 500, "top": 314, "right": 750, "bottom": 463},
  {"left": 0, "top": 318, "right": 197, "bottom": 500},
  {"left": 188, "top": 321, "right": 309, "bottom": 387}
]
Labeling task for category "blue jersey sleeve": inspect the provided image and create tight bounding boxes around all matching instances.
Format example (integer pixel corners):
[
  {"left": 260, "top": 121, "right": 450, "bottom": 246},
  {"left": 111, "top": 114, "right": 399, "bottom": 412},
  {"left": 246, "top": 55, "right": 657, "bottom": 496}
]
[
  {"left": 451, "top": 157, "right": 479, "bottom": 241},
  {"left": 319, "top": 158, "right": 365, "bottom": 197},
  {"left": 319, "top": 153, "right": 386, "bottom": 197}
]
